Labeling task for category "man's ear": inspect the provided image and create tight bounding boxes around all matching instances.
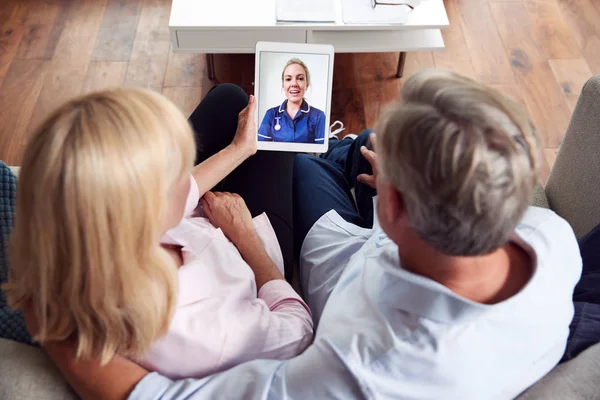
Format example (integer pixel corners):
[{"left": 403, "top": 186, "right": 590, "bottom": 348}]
[{"left": 380, "top": 182, "right": 406, "bottom": 227}]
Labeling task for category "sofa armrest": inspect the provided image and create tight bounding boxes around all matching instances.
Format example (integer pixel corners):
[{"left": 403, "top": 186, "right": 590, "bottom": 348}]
[
  {"left": 0, "top": 338, "right": 77, "bottom": 400},
  {"left": 532, "top": 183, "right": 549, "bottom": 209},
  {"left": 517, "top": 342, "right": 600, "bottom": 400},
  {"left": 545, "top": 75, "right": 600, "bottom": 238}
]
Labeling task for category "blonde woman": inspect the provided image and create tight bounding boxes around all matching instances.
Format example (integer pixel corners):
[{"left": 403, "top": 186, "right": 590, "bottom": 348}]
[
  {"left": 4, "top": 84, "right": 313, "bottom": 379},
  {"left": 258, "top": 58, "right": 326, "bottom": 143}
]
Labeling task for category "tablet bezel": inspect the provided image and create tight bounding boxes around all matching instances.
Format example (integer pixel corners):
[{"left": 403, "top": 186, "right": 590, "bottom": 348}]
[{"left": 254, "top": 41, "right": 335, "bottom": 153}]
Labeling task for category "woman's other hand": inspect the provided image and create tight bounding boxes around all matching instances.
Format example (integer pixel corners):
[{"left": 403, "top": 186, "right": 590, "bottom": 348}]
[
  {"left": 201, "top": 191, "right": 255, "bottom": 245},
  {"left": 232, "top": 95, "right": 258, "bottom": 158},
  {"left": 357, "top": 132, "right": 379, "bottom": 189}
]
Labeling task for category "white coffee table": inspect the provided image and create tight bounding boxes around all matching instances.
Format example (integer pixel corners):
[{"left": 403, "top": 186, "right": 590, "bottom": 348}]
[{"left": 169, "top": 0, "right": 449, "bottom": 79}]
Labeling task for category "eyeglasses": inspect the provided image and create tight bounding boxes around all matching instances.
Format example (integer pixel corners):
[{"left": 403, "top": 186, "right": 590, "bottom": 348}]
[{"left": 371, "top": 0, "right": 415, "bottom": 10}]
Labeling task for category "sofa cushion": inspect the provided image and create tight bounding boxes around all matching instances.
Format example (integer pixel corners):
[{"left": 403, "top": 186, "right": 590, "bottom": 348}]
[
  {"left": 0, "top": 162, "right": 34, "bottom": 345},
  {"left": 0, "top": 338, "right": 77, "bottom": 400},
  {"left": 517, "top": 341, "right": 600, "bottom": 399}
]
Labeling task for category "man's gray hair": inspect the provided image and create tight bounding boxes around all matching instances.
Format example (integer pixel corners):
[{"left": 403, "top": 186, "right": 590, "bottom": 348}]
[{"left": 377, "top": 69, "right": 541, "bottom": 256}]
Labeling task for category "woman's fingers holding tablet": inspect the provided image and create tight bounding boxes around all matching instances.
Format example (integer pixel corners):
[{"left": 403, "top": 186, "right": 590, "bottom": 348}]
[{"left": 233, "top": 95, "right": 258, "bottom": 158}]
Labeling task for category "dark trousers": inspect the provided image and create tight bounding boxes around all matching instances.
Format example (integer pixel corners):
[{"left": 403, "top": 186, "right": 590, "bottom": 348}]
[
  {"left": 189, "top": 84, "right": 295, "bottom": 280},
  {"left": 562, "top": 223, "right": 600, "bottom": 361},
  {"left": 292, "top": 130, "right": 377, "bottom": 256}
]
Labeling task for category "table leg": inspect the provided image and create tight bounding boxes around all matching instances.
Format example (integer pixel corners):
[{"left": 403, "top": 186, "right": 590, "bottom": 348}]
[
  {"left": 396, "top": 52, "right": 407, "bottom": 79},
  {"left": 206, "top": 54, "right": 219, "bottom": 83}
]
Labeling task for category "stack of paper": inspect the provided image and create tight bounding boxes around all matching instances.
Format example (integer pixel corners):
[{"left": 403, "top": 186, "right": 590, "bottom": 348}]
[
  {"left": 276, "top": 0, "right": 336, "bottom": 23},
  {"left": 342, "top": 0, "right": 420, "bottom": 24}
]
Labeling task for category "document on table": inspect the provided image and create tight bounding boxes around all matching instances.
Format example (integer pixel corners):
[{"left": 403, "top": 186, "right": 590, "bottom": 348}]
[
  {"left": 341, "top": 0, "right": 420, "bottom": 24},
  {"left": 276, "top": 0, "right": 336, "bottom": 23}
]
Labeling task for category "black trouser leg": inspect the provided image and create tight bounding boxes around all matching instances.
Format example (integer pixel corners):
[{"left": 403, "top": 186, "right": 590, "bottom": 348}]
[{"left": 188, "top": 84, "right": 295, "bottom": 281}]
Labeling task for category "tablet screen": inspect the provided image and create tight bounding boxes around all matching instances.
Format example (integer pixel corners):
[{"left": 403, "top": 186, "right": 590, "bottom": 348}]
[{"left": 255, "top": 43, "right": 334, "bottom": 153}]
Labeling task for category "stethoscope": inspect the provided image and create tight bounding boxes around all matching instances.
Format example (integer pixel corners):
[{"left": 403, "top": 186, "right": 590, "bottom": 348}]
[{"left": 274, "top": 116, "right": 282, "bottom": 131}]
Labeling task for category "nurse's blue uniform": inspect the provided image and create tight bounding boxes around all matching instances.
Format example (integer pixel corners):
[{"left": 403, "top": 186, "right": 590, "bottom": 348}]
[{"left": 258, "top": 99, "right": 326, "bottom": 143}]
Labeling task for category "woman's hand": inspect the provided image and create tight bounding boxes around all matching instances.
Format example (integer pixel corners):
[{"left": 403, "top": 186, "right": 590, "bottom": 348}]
[
  {"left": 201, "top": 191, "right": 255, "bottom": 245},
  {"left": 357, "top": 133, "right": 379, "bottom": 189},
  {"left": 231, "top": 95, "right": 258, "bottom": 158}
]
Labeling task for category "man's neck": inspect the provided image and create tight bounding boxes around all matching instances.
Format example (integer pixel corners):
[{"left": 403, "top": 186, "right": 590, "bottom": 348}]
[{"left": 398, "top": 235, "right": 533, "bottom": 305}]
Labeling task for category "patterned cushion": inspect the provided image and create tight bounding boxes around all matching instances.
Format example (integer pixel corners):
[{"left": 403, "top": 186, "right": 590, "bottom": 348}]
[{"left": 0, "top": 161, "right": 34, "bottom": 345}]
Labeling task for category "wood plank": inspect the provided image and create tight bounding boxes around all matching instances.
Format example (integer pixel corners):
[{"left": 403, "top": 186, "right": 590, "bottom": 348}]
[
  {"left": 42, "top": 0, "right": 73, "bottom": 60},
  {"left": 523, "top": 0, "right": 581, "bottom": 59},
  {"left": 82, "top": 61, "right": 128, "bottom": 93},
  {"left": 92, "top": 0, "right": 143, "bottom": 61},
  {"left": 432, "top": 0, "right": 477, "bottom": 80},
  {"left": 487, "top": 84, "right": 527, "bottom": 109},
  {"left": 356, "top": 53, "right": 401, "bottom": 128},
  {"left": 124, "top": 0, "right": 171, "bottom": 92},
  {"left": 548, "top": 58, "right": 594, "bottom": 113},
  {"left": 15, "top": 0, "right": 61, "bottom": 60},
  {"left": 0, "top": 2, "right": 29, "bottom": 88},
  {"left": 26, "top": 0, "right": 108, "bottom": 134},
  {"left": 0, "top": 59, "right": 50, "bottom": 165},
  {"left": 163, "top": 53, "right": 205, "bottom": 87},
  {"left": 544, "top": 148, "right": 559, "bottom": 172},
  {"left": 490, "top": 1, "right": 571, "bottom": 148},
  {"left": 332, "top": 54, "right": 365, "bottom": 135},
  {"left": 455, "top": 0, "right": 515, "bottom": 84},
  {"left": 557, "top": 0, "right": 600, "bottom": 74},
  {"left": 162, "top": 87, "right": 203, "bottom": 118}
]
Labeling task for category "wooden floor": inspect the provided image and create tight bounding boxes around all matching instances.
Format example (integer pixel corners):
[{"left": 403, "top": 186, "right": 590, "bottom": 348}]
[{"left": 0, "top": 0, "right": 598, "bottom": 180}]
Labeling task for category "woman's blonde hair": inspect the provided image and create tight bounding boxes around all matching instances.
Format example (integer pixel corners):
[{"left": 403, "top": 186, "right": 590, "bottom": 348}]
[
  {"left": 377, "top": 69, "right": 541, "bottom": 256},
  {"left": 281, "top": 58, "right": 311, "bottom": 87},
  {"left": 3, "top": 88, "right": 195, "bottom": 365}
]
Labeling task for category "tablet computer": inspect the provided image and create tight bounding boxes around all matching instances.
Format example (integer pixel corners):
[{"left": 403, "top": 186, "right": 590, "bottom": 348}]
[{"left": 255, "top": 41, "right": 335, "bottom": 153}]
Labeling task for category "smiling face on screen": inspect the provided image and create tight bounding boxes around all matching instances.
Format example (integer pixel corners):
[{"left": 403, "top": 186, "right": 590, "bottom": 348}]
[{"left": 282, "top": 63, "right": 308, "bottom": 105}]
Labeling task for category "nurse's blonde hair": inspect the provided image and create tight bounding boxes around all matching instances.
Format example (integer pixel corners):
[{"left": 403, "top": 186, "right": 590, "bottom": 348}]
[
  {"left": 3, "top": 88, "right": 195, "bottom": 365},
  {"left": 282, "top": 58, "right": 311, "bottom": 87}
]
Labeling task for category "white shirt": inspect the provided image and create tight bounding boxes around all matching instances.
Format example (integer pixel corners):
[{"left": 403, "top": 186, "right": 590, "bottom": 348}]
[{"left": 130, "top": 205, "right": 582, "bottom": 400}]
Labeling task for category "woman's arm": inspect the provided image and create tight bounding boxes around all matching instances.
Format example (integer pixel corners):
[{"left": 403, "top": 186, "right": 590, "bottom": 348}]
[
  {"left": 192, "top": 95, "right": 257, "bottom": 197},
  {"left": 43, "top": 341, "right": 148, "bottom": 400}
]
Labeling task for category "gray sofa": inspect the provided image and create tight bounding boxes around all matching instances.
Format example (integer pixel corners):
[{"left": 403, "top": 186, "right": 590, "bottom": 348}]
[{"left": 2, "top": 76, "right": 600, "bottom": 399}]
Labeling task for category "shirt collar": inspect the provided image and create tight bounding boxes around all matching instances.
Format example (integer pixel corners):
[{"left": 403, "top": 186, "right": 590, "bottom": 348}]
[
  {"left": 367, "top": 245, "right": 490, "bottom": 324},
  {"left": 278, "top": 99, "right": 311, "bottom": 114}
]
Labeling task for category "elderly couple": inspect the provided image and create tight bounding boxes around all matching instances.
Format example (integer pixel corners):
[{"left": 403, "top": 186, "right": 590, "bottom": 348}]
[{"left": 4, "top": 70, "right": 591, "bottom": 399}]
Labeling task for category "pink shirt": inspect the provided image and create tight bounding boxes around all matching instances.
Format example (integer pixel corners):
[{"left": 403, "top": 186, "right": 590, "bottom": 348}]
[{"left": 138, "top": 176, "right": 313, "bottom": 379}]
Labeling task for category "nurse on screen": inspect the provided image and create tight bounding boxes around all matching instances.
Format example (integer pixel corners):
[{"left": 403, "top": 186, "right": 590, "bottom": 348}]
[{"left": 258, "top": 58, "right": 326, "bottom": 143}]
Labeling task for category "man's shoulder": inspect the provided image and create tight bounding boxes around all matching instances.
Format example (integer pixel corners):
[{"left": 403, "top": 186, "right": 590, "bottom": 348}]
[{"left": 518, "top": 207, "right": 579, "bottom": 255}]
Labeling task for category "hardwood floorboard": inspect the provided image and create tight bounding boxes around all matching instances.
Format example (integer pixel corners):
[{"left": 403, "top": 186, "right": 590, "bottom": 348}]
[
  {"left": 92, "top": 0, "right": 143, "bottom": 61},
  {"left": 82, "top": 61, "right": 129, "bottom": 93},
  {"left": 523, "top": 0, "right": 581, "bottom": 60},
  {"left": 164, "top": 52, "right": 206, "bottom": 87},
  {"left": 548, "top": 58, "right": 594, "bottom": 113},
  {"left": 557, "top": 0, "right": 600, "bottom": 74},
  {"left": 15, "top": 0, "right": 61, "bottom": 60},
  {"left": 42, "top": 0, "right": 73, "bottom": 60},
  {"left": 491, "top": 1, "right": 571, "bottom": 149},
  {"left": 0, "top": 59, "right": 49, "bottom": 165},
  {"left": 25, "top": 0, "right": 108, "bottom": 135},
  {"left": 432, "top": 0, "right": 477, "bottom": 80},
  {"left": 124, "top": 0, "right": 171, "bottom": 92},
  {"left": 455, "top": 0, "right": 515, "bottom": 84},
  {"left": 0, "top": 2, "right": 29, "bottom": 88},
  {"left": 162, "top": 87, "right": 204, "bottom": 118}
]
